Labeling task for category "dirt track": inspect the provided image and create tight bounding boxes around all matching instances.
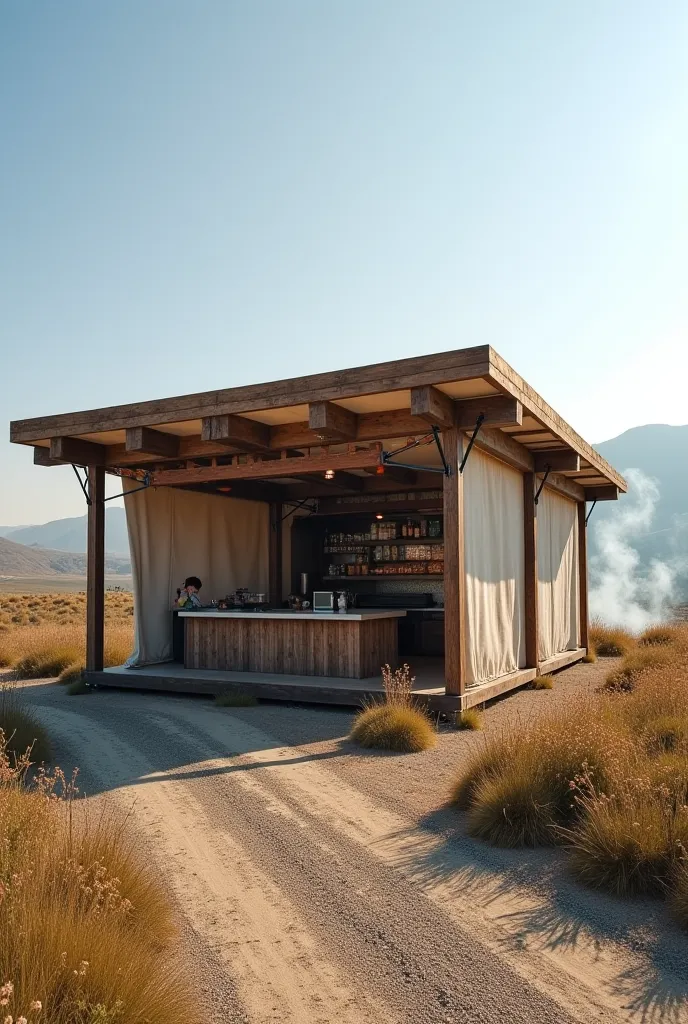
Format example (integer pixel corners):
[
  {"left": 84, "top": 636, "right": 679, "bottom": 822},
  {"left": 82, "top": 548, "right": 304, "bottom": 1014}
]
[{"left": 15, "top": 672, "right": 688, "bottom": 1024}]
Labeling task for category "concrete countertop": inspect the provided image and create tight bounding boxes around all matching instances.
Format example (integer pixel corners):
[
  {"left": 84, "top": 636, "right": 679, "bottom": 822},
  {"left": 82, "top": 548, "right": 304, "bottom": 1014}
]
[{"left": 178, "top": 609, "right": 407, "bottom": 622}]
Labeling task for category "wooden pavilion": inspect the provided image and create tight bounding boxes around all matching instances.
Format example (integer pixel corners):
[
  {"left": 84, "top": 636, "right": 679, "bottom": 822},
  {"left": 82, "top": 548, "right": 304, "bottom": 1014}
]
[{"left": 9, "top": 346, "right": 625, "bottom": 710}]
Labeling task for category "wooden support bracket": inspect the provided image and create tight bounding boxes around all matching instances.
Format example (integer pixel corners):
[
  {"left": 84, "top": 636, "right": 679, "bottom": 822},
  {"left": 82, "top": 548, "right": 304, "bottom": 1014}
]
[
  {"left": 455, "top": 395, "right": 523, "bottom": 429},
  {"left": 308, "top": 401, "right": 358, "bottom": 441},
  {"left": 50, "top": 436, "right": 106, "bottom": 466},
  {"left": 410, "top": 386, "right": 456, "bottom": 429},
  {"left": 533, "top": 449, "right": 581, "bottom": 473},
  {"left": 125, "top": 426, "right": 180, "bottom": 459},
  {"left": 201, "top": 414, "right": 271, "bottom": 452},
  {"left": 584, "top": 485, "right": 619, "bottom": 502}
]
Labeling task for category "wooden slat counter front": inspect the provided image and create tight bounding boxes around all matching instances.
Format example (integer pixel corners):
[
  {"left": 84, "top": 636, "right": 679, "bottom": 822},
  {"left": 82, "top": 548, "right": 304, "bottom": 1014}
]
[{"left": 179, "top": 609, "right": 405, "bottom": 679}]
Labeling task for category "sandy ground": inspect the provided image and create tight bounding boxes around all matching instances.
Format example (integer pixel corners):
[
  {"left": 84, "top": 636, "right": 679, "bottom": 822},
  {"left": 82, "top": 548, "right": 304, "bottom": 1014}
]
[{"left": 11, "top": 662, "right": 688, "bottom": 1024}]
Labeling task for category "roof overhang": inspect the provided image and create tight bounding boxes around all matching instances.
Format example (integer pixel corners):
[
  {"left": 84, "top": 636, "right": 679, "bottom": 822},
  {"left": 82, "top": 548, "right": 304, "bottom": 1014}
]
[{"left": 9, "top": 345, "right": 626, "bottom": 501}]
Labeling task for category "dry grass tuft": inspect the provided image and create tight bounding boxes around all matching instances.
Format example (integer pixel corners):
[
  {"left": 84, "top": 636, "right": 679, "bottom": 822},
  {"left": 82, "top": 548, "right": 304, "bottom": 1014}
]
[
  {"left": 602, "top": 646, "right": 674, "bottom": 693},
  {"left": 582, "top": 650, "right": 597, "bottom": 664},
  {"left": 455, "top": 708, "right": 483, "bottom": 730},
  {"left": 0, "top": 732, "right": 193, "bottom": 1023},
  {"left": 381, "top": 662, "right": 415, "bottom": 706},
  {"left": 58, "top": 662, "right": 85, "bottom": 686},
  {"left": 670, "top": 860, "right": 688, "bottom": 928},
  {"left": 215, "top": 691, "right": 258, "bottom": 707},
  {"left": 0, "top": 685, "right": 52, "bottom": 763},
  {"left": 66, "top": 676, "right": 90, "bottom": 696},
  {"left": 0, "top": 594, "right": 133, "bottom": 677},
  {"left": 351, "top": 704, "right": 436, "bottom": 753},
  {"left": 590, "top": 619, "right": 636, "bottom": 658},
  {"left": 452, "top": 703, "right": 628, "bottom": 847},
  {"left": 639, "top": 625, "right": 683, "bottom": 647},
  {"left": 532, "top": 675, "right": 554, "bottom": 690}
]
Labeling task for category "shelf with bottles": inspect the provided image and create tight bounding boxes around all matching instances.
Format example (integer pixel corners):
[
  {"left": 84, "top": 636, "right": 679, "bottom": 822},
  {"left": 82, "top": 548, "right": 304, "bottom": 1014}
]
[
  {"left": 325, "top": 515, "right": 442, "bottom": 547},
  {"left": 323, "top": 572, "right": 444, "bottom": 581}
]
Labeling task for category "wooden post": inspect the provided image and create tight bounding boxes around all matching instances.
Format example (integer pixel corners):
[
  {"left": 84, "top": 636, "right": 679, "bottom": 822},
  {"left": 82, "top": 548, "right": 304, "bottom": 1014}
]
[
  {"left": 268, "top": 502, "right": 283, "bottom": 606},
  {"left": 86, "top": 466, "right": 105, "bottom": 672},
  {"left": 523, "top": 472, "right": 539, "bottom": 669},
  {"left": 578, "top": 501, "right": 589, "bottom": 652},
  {"left": 443, "top": 429, "right": 465, "bottom": 698}
]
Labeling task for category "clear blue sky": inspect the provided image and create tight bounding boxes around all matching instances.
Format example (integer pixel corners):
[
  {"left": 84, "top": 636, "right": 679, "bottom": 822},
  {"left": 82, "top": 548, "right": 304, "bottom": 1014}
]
[{"left": 2, "top": 1, "right": 687, "bottom": 525}]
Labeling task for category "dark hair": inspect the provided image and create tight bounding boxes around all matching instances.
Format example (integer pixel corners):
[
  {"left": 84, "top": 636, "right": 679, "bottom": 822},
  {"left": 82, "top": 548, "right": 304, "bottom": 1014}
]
[{"left": 184, "top": 576, "right": 202, "bottom": 590}]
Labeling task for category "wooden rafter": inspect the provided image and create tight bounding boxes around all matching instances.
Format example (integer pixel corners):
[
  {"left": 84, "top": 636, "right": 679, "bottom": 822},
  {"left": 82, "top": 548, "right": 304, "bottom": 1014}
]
[
  {"left": 201, "top": 414, "right": 271, "bottom": 452},
  {"left": 308, "top": 401, "right": 358, "bottom": 441},
  {"left": 126, "top": 426, "right": 180, "bottom": 459}
]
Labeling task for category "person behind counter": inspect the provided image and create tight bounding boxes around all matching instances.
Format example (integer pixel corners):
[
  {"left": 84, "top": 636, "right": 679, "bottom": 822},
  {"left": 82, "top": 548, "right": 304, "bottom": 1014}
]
[{"left": 176, "top": 576, "right": 203, "bottom": 608}]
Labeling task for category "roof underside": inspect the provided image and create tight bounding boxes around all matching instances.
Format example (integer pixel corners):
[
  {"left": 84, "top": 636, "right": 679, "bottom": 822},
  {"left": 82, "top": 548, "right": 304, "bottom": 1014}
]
[{"left": 9, "top": 345, "right": 626, "bottom": 502}]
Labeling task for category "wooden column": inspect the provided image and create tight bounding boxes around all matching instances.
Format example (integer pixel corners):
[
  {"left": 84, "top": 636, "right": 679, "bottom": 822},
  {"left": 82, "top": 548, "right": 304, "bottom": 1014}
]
[
  {"left": 443, "top": 429, "right": 465, "bottom": 698},
  {"left": 577, "top": 501, "right": 589, "bottom": 652},
  {"left": 86, "top": 466, "right": 105, "bottom": 672},
  {"left": 523, "top": 472, "right": 539, "bottom": 669},
  {"left": 268, "top": 502, "right": 283, "bottom": 606}
]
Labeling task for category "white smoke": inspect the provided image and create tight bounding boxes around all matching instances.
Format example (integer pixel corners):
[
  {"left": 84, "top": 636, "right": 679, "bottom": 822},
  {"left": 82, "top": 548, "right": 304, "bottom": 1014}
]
[{"left": 589, "top": 468, "right": 678, "bottom": 631}]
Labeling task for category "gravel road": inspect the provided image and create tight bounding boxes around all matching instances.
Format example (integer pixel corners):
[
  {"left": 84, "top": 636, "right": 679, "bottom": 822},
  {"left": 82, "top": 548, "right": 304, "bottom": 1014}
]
[{"left": 14, "top": 670, "right": 688, "bottom": 1024}]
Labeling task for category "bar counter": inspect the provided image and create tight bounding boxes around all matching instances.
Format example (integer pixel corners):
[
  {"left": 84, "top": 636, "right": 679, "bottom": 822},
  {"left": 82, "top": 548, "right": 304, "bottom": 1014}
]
[{"left": 178, "top": 608, "right": 405, "bottom": 679}]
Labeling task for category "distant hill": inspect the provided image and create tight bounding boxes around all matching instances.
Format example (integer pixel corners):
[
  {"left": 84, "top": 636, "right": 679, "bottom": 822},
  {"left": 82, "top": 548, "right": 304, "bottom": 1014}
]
[
  {"left": 592, "top": 423, "right": 688, "bottom": 599},
  {"left": 4, "top": 507, "right": 129, "bottom": 556},
  {"left": 0, "top": 535, "right": 130, "bottom": 577}
]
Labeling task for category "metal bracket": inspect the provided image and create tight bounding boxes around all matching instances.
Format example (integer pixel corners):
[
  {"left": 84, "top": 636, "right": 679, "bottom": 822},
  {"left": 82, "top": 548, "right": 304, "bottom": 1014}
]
[
  {"left": 534, "top": 466, "right": 551, "bottom": 505},
  {"left": 282, "top": 497, "right": 318, "bottom": 521},
  {"left": 459, "top": 414, "right": 485, "bottom": 475},
  {"left": 103, "top": 473, "right": 151, "bottom": 502},
  {"left": 382, "top": 427, "right": 451, "bottom": 476},
  {"left": 72, "top": 465, "right": 91, "bottom": 506},
  {"left": 585, "top": 499, "right": 597, "bottom": 526}
]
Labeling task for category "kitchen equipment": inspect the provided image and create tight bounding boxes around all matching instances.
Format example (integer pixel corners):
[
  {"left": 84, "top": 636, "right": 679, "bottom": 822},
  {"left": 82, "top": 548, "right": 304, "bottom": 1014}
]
[
  {"left": 300, "top": 573, "right": 310, "bottom": 597},
  {"left": 312, "top": 590, "right": 335, "bottom": 613}
]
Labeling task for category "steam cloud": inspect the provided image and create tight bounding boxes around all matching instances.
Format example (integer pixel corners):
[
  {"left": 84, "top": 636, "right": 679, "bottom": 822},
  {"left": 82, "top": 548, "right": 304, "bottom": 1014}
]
[{"left": 589, "top": 468, "right": 679, "bottom": 631}]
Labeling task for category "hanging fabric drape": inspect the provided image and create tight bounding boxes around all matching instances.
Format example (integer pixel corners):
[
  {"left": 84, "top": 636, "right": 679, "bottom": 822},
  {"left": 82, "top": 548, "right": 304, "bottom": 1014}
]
[
  {"left": 123, "top": 480, "right": 269, "bottom": 666},
  {"left": 463, "top": 448, "right": 526, "bottom": 684},
  {"left": 537, "top": 487, "right": 580, "bottom": 660}
]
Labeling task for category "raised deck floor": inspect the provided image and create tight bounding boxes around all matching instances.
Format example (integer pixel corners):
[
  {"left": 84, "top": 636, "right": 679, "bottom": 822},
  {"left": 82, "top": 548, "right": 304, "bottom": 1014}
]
[{"left": 87, "top": 653, "right": 584, "bottom": 710}]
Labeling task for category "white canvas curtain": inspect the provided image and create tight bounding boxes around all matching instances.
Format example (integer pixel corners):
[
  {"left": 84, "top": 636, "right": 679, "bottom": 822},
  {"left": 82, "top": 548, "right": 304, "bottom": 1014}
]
[
  {"left": 463, "top": 449, "right": 526, "bottom": 684},
  {"left": 123, "top": 480, "right": 269, "bottom": 666},
  {"left": 537, "top": 487, "right": 580, "bottom": 660}
]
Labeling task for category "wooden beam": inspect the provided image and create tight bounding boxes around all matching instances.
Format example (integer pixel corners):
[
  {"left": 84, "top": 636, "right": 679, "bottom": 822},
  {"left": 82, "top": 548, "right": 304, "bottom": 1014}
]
[
  {"left": 86, "top": 466, "right": 105, "bottom": 672},
  {"left": 487, "top": 350, "right": 627, "bottom": 492},
  {"left": 11, "top": 345, "right": 491, "bottom": 442},
  {"left": 584, "top": 485, "right": 619, "bottom": 501},
  {"left": 410, "top": 386, "right": 456, "bottom": 429},
  {"left": 50, "top": 436, "right": 106, "bottom": 466},
  {"left": 293, "top": 471, "right": 364, "bottom": 493},
  {"left": 470, "top": 425, "right": 533, "bottom": 474},
  {"left": 523, "top": 472, "right": 538, "bottom": 670},
  {"left": 578, "top": 502, "right": 589, "bottom": 653},
  {"left": 455, "top": 395, "right": 522, "bottom": 429},
  {"left": 533, "top": 449, "right": 581, "bottom": 473},
  {"left": 33, "top": 446, "right": 68, "bottom": 467},
  {"left": 149, "top": 446, "right": 383, "bottom": 486},
  {"left": 268, "top": 502, "right": 283, "bottom": 606},
  {"left": 308, "top": 401, "right": 358, "bottom": 442},
  {"left": 443, "top": 428, "right": 465, "bottom": 697},
  {"left": 363, "top": 465, "right": 418, "bottom": 485},
  {"left": 125, "top": 426, "right": 180, "bottom": 459},
  {"left": 542, "top": 471, "right": 585, "bottom": 503},
  {"left": 201, "top": 414, "right": 271, "bottom": 451}
]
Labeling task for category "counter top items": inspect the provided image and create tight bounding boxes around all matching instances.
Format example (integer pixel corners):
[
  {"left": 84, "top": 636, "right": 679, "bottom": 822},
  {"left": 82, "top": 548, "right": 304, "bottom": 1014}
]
[{"left": 178, "top": 608, "right": 407, "bottom": 621}]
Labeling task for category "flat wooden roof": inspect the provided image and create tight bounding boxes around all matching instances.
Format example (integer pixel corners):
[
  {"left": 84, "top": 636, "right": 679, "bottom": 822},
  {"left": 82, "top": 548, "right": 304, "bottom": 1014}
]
[{"left": 9, "top": 345, "right": 626, "bottom": 499}]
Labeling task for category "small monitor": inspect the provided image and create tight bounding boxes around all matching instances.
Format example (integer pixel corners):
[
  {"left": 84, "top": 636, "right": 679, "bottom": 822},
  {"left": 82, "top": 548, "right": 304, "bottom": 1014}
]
[{"left": 312, "top": 591, "right": 334, "bottom": 612}]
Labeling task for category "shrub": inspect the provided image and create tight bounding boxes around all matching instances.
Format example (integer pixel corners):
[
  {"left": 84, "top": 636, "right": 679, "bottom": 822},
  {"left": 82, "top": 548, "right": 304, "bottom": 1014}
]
[
  {"left": 452, "top": 704, "right": 628, "bottom": 846},
  {"left": 58, "top": 662, "right": 85, "bottom": 686},
  {"left": 590, "top": 620, "right": 635, "bottom": 658},
  {"left": 215, "top": 691, "right": 258, "bottom": 707},
  {"left": 602, "top": 646, "right": 673, "bottom": 693},
  {"left": 643, "top": 716, "right": 688, "bottom": 756},
  {"left": 0, "top": 686, "right": 51, "bottom": 763},
  {"left": 670, "top": 860, "right": 688, "bottom": 928},
  {"left": 67, "top": 676, "right": 90, "bottom": 696},
  {"left": 455, "top": 708, "right": 482, "bottom": 730},
  {"left": 0, "top": 733, "right": 193, "bottom": 1023},
  {"left": 582, "top": 650, "right": 597, "bottom": 664},
  {"left": 532, "top": 675, "right": 554, "bottom": 690},
  {"left": 566, "top": 781, "right": 688, "bottom": 897},
  {"left": 639, "top": 625, "right": 682, "bottom": 647},
  {"left": 351, "top": 703, "right": 435, "bottom": 752}
]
